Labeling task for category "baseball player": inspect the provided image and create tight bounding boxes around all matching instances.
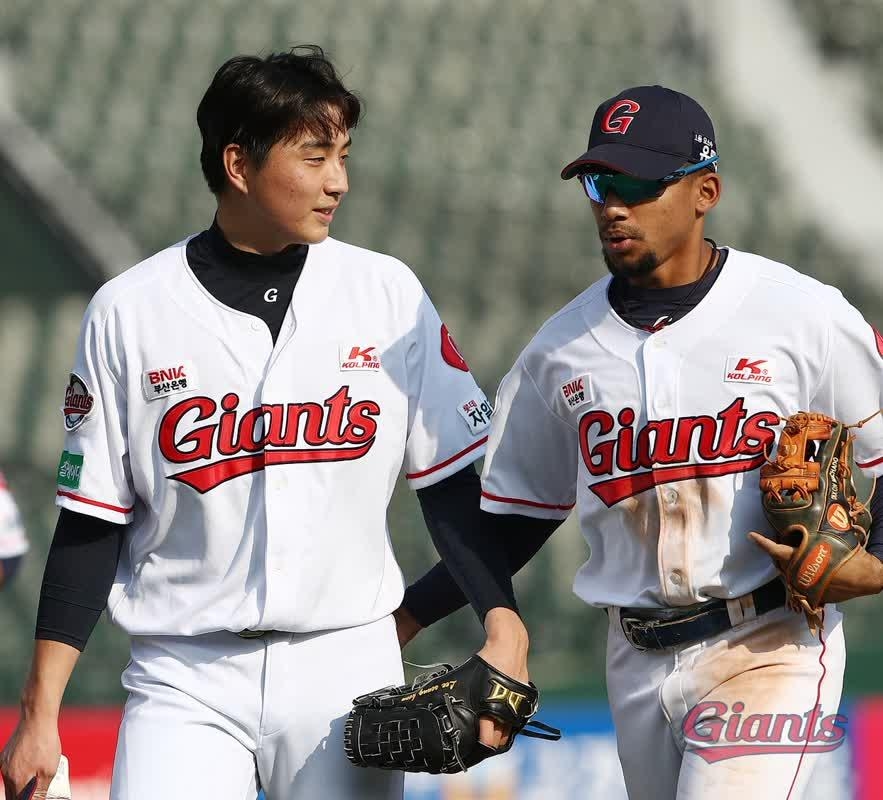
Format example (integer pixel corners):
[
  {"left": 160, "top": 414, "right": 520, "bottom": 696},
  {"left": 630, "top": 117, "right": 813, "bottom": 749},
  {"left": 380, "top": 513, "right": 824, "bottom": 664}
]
[
  {"left": 0, "top": 470, "right": 28, "bottom": 590},
  {"left": 0, "top": 47, "right": 501, "bottom": 800},
  {"left": 396, "top": 86, "right": 883, "bottom": 798}
]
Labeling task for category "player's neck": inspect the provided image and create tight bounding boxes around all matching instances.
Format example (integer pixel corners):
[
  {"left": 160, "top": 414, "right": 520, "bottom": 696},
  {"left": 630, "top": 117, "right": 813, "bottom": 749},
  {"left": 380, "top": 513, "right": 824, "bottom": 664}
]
[
  {"left": 626, "top": 238, "right": 716, "bottom": 290},
  {"left": 214, "top": 202, "right": 295, "bottom": 257}
]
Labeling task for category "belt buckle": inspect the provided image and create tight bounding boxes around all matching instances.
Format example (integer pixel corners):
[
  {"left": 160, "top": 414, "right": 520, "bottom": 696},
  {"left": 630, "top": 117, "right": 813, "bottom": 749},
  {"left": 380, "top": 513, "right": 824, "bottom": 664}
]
[
  {"left": 237, "top": 629, "right": 269, "bottom": 639},
  {"left": 619, "top": 616, "right": 650, "bottom": 652}
]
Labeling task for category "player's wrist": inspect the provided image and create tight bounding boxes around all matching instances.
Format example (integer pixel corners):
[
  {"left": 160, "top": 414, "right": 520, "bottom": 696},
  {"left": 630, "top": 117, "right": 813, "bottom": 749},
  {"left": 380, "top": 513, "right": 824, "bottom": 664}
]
[
  {"left": 392, "top": 605, "right": 422, "bottom": 648},
  {"left": 19, "top": 675, "right": 62, "bottom": 722},
  {"left": 483, "top": 607, "right": 529, "bottom": 649}
]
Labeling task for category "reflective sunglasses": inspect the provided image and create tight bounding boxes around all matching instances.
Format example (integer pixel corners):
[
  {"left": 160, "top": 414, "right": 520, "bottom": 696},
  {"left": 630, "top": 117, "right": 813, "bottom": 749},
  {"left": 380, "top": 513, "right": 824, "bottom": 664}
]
[{"left": 579, "top": 154, "right": 720, "bottom": 205}]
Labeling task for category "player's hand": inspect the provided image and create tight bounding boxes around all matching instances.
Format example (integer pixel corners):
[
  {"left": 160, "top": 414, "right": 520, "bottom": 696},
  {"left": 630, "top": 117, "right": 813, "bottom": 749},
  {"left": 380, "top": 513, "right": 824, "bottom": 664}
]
[
  {"left": 477, "top": 608, "right": 530, "bottom": 750},
  {"left": 0, "top": 715, "right": 61, "bottom": 800},
  {"left": 748, "top": 531, "right": 883, "bottom": 602},
  {"left": 392, "top": 605, "right": 422, "bottom": 649}
]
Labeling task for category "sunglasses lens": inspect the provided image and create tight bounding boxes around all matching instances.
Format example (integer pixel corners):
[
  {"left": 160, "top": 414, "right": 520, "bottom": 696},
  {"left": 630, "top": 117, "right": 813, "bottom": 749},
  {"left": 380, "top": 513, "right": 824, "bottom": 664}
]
[
  {"left": 580, "top": 173, "right": 663, "bottom": 204},
  {"left": 580, "top": 173, "right": 605, "bottom": 203}
]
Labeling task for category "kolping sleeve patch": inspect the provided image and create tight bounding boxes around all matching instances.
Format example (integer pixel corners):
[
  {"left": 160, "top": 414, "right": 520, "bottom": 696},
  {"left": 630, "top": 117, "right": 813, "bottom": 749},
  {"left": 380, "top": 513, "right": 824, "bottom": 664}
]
[{"left": 62, "top": 373, "right": 95, "bottom": 431}]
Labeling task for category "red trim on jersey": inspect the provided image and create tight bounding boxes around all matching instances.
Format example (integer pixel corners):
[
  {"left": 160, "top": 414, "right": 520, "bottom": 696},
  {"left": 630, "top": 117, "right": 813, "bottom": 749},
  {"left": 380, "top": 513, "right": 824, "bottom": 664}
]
[
  {"left": 857, "top": 454, "right": 883, "bottom": 469},
  {"left": 406, "top": 437, "right": 488, "bottom": 480},
  {"left": 481, "top": 491, "right": 575, "bottom": 512},
  {"left": 56, "top": 490, "right": 133, "bottom": 515},
  {"left": 786, "top": 612, "right": 829, "bottom": 800},
  {"left": 590, "top": 455, "right": 766, "bottom": 507}
]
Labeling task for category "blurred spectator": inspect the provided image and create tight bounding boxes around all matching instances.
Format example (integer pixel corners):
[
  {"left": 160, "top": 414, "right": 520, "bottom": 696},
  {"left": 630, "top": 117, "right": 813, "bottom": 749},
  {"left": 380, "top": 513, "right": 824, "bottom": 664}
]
[{"left": 0, "top": 470, "right": 28, "bottom": 589}]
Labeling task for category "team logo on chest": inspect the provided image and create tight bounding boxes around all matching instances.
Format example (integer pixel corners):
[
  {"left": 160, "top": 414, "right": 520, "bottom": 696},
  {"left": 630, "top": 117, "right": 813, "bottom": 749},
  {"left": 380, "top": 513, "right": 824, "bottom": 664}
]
[
  {"left": 579, "top": 398, "right": 780, "bottom": 506},
  {"left": 158, "top": 386, "right": 381, "bottom": 492}
]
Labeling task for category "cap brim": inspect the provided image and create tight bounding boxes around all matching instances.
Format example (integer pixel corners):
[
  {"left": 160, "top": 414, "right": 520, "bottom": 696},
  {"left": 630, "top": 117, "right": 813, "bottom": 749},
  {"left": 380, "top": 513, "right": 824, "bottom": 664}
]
[{"left": 560, "top": 143, "right": 687, "bottom": 181}]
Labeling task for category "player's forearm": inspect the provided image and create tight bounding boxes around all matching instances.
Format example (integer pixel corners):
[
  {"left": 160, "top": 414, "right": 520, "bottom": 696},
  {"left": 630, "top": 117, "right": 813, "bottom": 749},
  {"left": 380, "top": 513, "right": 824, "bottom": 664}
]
[
  {"left": 405, "top": 493, "right": 560, "bottom": 627},
  {"left": 35, "top": 510, "right": 124, "bottom": 650},
  {"left": 20, "top": 639, "right": 81, "bottom": 721},
  {"left": 417, "top": 470, "right": 519, "bottom": 623}
]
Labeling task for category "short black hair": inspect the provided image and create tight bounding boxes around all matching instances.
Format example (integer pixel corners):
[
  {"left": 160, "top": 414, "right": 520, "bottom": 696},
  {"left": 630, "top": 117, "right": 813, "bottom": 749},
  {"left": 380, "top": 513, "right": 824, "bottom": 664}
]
[{"left": 197, "top": 45, "right": 361, "bottom": 194}]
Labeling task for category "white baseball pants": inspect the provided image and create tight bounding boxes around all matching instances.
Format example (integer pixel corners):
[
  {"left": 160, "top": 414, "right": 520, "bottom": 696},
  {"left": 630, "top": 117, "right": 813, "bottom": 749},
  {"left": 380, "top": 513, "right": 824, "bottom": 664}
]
[
  {"left": 606, "top": 603, "right": 846, "bottom": 800},
  {"left": 109, "top": 615, "right": 404, "bottom": 799}
]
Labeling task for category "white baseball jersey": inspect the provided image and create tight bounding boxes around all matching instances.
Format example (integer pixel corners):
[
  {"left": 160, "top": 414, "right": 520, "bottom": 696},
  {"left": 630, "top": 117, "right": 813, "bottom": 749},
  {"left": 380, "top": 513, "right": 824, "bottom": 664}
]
[
  {"left": 0, "top": 472, "right": 28, "bottom": 560},
  {"left": 55, "top": 235, "right": 490, "bottom": 635},
  {"left": 481, "top": 247, "right": 883, "bottom": 608}
]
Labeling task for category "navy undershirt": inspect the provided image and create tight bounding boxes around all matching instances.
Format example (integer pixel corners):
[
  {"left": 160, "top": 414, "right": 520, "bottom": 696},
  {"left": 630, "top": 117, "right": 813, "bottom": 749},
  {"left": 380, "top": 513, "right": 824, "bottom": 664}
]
[
  {"left": 608, "top": 246, "right": 728, "bottom": 330},
  {"left": 186, "top": 219, "right": 308, "bottom": 344}
]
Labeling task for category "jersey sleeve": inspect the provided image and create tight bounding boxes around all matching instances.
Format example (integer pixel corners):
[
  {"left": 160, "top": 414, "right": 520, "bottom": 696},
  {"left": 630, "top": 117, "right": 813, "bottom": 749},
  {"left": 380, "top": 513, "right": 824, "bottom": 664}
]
[
  {"left": 0, "top": 477, "right": 28, "bottom": 559},
  {"left": 480, "top": 358, "right": 578, "bottom": 520},
  {"left": 403, "top": 290, "right": 490, "bottom": 490},
  {"left": 55, "top": 301, "right": 135, "bottom": 523},
  {"left": 810, "top": 295, "right": 883, "bottom": 476}
]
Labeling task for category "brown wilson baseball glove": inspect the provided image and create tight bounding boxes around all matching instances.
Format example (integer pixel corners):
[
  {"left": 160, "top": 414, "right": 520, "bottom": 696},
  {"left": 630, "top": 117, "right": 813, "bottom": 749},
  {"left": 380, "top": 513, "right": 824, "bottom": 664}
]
[
  {"left": 344, "top": 654, "right": 561, "bottom": 774},
  {"left": 759, "top": 411, "right": 876, "bottom": 630}
]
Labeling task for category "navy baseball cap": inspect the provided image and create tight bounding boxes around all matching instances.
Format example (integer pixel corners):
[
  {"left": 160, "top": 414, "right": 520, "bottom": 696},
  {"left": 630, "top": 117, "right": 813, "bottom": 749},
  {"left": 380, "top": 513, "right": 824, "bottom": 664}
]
[{"left": 561, "top": 85, "right": 717, "bottom": 181}]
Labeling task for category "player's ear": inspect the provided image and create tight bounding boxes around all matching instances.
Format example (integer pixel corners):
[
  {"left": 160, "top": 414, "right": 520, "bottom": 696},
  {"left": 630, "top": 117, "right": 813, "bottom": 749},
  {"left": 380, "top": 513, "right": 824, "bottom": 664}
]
[
  {"left": 222, "top": 144, "right": 250, "bottom": 196},
  {"left": 695, "top": 171, "right": 721, "bottom": 216}
]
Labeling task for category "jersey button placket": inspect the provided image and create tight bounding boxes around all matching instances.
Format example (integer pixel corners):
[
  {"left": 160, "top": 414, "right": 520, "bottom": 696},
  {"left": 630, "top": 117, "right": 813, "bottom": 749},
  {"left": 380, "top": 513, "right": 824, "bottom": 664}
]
[{"left": 644, "top": 337, "right": 690, "bottom": 604}]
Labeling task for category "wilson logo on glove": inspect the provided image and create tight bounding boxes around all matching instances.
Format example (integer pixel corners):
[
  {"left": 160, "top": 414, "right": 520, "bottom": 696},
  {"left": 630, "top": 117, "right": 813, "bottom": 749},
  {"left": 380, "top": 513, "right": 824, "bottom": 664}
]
[{"left": 796, "top": 543, "right": 832, "bottom": 588}]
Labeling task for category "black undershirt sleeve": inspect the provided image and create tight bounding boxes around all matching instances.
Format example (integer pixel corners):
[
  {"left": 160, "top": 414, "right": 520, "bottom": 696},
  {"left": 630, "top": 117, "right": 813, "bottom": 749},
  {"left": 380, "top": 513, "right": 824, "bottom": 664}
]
[
  {"left": 35, "top": 509, "right": 125, "bottom": 651},
  {"left": 410, "top": 464, "right": 561, "bottom": 627},
  {"left": 866, "top": 479, "right": 883, "bottom": 561}
]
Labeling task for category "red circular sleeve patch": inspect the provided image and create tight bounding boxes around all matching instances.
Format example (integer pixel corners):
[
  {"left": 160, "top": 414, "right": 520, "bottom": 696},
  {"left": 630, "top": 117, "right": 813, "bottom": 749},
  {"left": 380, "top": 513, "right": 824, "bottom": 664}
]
[
  {"left": 440, "top": 324, "right": 469, "bottom": 372},
  {"left": 873, "top": 325, "right": 883, "bottom": 359}
]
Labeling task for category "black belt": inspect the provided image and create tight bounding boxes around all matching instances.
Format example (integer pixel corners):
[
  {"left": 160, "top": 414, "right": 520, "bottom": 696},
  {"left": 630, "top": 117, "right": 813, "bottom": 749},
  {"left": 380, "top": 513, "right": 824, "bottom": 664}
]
[{"left": 618, "top": 579, "right": 787, "bottom": 652}]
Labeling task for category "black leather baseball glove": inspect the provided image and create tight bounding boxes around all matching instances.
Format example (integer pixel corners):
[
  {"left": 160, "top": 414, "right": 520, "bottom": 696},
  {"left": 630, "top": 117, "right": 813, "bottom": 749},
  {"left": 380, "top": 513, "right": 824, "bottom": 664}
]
[{"left": 344, "top": 654, "right": 560, "bottom": 774}]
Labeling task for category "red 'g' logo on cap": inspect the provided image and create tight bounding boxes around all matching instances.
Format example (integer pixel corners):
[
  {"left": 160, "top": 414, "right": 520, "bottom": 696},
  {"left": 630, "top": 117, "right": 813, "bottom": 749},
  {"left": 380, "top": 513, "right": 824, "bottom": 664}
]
[{"left": 601, "top": 100, "right": 641, "bottom": 135}]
